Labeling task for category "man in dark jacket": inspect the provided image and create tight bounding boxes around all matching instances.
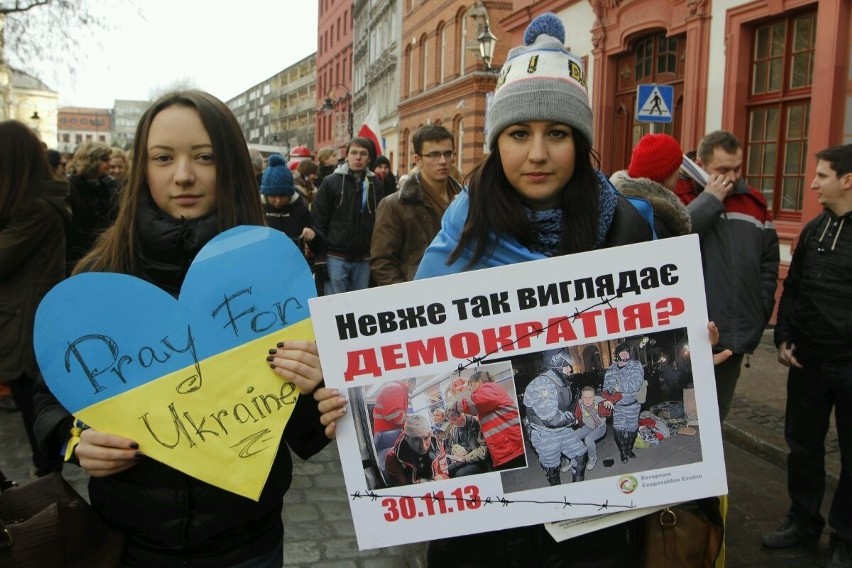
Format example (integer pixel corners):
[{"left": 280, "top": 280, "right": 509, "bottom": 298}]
[
  {"left": 445, "top": 409, "right": 488, "bottom": 477},
  {"left": 674, "top": 130, "right": 779, "bottom": 422},
  {"left": 761, "top": 144, "right": 852, "bottom": 568},
  {"left": 370, "top": 125, "right": 462, "bottom": 285},
  {"left": 313, "top": 137, "right": 386, "bottom": 294}
]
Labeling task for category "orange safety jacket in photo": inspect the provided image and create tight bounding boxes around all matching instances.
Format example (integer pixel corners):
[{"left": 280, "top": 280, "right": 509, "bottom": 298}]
[{"left": 454, "top": 382, "right": 524, "bottom": 467}]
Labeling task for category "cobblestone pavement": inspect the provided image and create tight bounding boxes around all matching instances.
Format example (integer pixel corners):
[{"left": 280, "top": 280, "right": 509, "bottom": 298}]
[
  {"left": 0, "top": 329, "right": 838, "bottom": 566},
  {"left": 724, "top": 329, "right": 840, "bottom": 483}
]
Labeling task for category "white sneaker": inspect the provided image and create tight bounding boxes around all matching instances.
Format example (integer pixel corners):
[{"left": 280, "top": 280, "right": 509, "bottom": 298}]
[
  {"left": 587, "top": 456, "right": 597, "bottom": 470},
  {"left": 561, "top": 458, "right": 572, "bottom": 473}
]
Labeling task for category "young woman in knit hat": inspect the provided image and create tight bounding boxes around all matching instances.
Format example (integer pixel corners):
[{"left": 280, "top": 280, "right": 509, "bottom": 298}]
[
  {"left": 610, "top": 133, "right": 692, "bottom": 238},
  {"left": 415, "top": 12, "right": 652, "bottom": 567}
]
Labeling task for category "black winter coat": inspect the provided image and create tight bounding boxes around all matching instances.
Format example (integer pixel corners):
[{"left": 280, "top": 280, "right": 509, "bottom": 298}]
[
  {"left": 774, "top": 209, "right": 852, "bottom": 361},
  {"left": 0, "top": 196, "right": 68, "bottom": 381},
  {"left": 34, "top": 222, "right": 330, "bottom": 567},
  {"left": 312, "top": 163, "right": 386, "bottom": 259}
]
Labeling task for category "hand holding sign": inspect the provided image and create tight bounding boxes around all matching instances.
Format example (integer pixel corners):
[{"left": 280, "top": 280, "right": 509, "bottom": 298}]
[{"left": 34, "top": 226, "right": 317, "bottom": 500}]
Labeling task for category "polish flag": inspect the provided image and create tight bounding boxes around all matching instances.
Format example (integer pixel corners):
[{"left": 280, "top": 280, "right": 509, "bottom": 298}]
[{"left": 358, "top": 106, "right": 383, "bottom": 156}]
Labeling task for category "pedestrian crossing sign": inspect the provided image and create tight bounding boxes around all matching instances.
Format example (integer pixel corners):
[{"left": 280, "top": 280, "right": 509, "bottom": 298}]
[{"left": 636, "top": 84, "right": 674, "bottom": 123}]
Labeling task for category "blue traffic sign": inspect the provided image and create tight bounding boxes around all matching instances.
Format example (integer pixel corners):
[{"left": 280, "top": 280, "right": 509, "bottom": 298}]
[{"left": 636, "top": 84, "right": 674, "bottom": 123}]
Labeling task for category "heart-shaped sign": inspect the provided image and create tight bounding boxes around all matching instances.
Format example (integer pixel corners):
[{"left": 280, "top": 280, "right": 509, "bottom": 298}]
[{"left": 34, "top": 226, "right": 316, "bottom": 500}]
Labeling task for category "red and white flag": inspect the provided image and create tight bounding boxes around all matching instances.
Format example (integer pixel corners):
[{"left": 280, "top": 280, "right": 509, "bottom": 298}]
[{"left": 357, "top": 106, "right": 382, "bottom": 156}]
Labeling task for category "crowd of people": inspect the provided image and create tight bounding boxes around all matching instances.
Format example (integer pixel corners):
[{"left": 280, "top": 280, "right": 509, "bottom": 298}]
[{"left": 1, "top": 8, "right": 850, "bottom": 568}]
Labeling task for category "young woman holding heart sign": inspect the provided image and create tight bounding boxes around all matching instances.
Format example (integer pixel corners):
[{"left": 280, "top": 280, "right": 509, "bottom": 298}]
[{"left": 34, "top": 90, "right": 347, "bottom": 567}]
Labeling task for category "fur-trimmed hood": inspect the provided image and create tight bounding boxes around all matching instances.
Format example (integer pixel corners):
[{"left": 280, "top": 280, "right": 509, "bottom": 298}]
[{"left": 610, "top": 170, "right": 691, "bottom": 238}]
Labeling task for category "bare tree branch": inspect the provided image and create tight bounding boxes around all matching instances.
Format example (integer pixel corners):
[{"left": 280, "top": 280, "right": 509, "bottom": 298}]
[{"left": 1, "top": 0, "right": 137, "bottom": 93}]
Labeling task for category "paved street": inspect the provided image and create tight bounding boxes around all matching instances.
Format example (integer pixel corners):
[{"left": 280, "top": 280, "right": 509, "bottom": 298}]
[{"left": 0, "top": 329, "right": 838, "bottom": 566}]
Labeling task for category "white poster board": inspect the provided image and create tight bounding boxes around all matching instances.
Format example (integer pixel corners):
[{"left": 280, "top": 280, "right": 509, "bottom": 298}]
[{"left": 309, "top": 235, "right": 726, "bottom": 550}]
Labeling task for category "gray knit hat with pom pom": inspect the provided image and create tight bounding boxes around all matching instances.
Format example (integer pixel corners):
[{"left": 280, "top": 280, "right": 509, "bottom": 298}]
[{"left": 486, "top": 13, "right": 593, "bottom": 149}]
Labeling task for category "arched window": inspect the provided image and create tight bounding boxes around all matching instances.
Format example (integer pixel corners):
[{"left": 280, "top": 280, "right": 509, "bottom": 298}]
[
  {"left": 453, "top": 114, "right": 465, "bottom": 175},
  {"left": 457, "top": 10, "right": 467, "bottom": 77},
  {"left": 437, "top": 23, "right": 446, "bottom": 84},
  {"left": 401, "top": 128, "right": 411, "bottom": 174},
  {"left": 610, "top": 31, "right": 685, "bottom": 171},
  {"left": 420, "top": 34, "right": 428, "bottom": 92},
  {"left": 404, "top": 44, "right": 412, "bottom": 98}
]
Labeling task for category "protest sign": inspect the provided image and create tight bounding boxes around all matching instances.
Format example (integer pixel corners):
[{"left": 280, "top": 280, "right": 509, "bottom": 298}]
[
  {"left": 310, "top": 235, "right": 727, "bottom": 550},
  {"left": 34, "top": 226, "right": 316, "bottom": 500}
]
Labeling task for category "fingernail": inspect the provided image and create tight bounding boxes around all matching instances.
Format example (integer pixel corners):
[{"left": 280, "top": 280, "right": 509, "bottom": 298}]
[
  {"left": 338, "top": 397, "right": 347, "bottom": 406},
  {"left": 129, "top": 442, "right": 139, "bottom": 449},
  {"left": 339, "top": 407, "right": 347, "bottom": 415},
  {"left": 276, "top": 342, "right": 285, "bottom": 348},
  {"left": 266, "top": 356, "right": 274, "bottom": 362},
  {"left": 269, "top": 364, "right": 276, "bottom": 369},
  {"left": 268, "top": 348, "right": 277, "bottom": 354},
  {"left": 134, "top": 451, "right": 144, "bottom": 459}
]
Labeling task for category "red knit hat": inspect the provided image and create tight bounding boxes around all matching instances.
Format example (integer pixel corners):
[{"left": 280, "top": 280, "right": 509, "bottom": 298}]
[{"left": 627, "top": 133, "right": 684, "bottom": 183}]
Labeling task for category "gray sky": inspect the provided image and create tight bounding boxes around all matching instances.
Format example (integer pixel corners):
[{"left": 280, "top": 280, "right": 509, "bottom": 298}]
[{"left": 26, "top": 1, "right": 318, "bottom": 108}]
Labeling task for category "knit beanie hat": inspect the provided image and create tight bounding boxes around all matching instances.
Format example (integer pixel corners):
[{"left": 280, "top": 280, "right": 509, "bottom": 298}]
[
  {"left": 261, "top": 154, "right": 296, "bottom": 197},
  {"left": 487, "top": 13, "right": 592, "bottom": 149},
  {"left": 627, "top": 133, "right": 684, "bottom": 183}
]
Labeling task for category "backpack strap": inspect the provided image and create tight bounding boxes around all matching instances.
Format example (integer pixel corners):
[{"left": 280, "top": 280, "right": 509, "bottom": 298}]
[{"left": 625, "top": 195, "right": 658, "bottom": 240}]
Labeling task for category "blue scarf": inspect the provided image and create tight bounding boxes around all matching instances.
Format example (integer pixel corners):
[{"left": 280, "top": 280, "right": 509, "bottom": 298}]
[{"left": 415, "top": 171, "right": 618, "bottom": 279}]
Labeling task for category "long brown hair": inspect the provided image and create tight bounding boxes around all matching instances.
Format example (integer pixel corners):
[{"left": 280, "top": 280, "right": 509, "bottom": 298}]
[
  {"left": 0, "top": 120, "right": 49, "bottom": 229},
  {"left": 74, "top": 90, "right": 264, "bottom": 275},
  {"left": 448, "top": 130, "right": 600, "bottom": 268}
]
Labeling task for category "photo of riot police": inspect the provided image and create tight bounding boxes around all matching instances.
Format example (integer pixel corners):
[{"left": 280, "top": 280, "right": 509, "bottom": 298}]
[
  {"left": 350, "top": 361, "right": 528, "bottom": 490},
  {"left": 499, "top": 327, "right": 704, "bottom": 493}
]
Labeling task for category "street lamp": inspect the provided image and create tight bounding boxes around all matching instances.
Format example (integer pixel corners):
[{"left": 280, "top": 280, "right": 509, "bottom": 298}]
[
  {"left": 477, "top": 21, "right": 498, "bottom": 72},
  {"left": 30, "top": 110, "right": 41, "bottom": 134},
  {"left": 320, "top": 84, "right": 353, "bottom": 141}
]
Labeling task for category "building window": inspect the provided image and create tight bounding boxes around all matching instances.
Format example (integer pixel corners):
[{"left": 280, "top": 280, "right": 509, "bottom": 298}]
[
  {"left": 421, "top": 34, "right": 428, "bottom": 91},
  {"left": 458, "top": 11, "right": 467, "bottom": 77},
  {"left": 745, "top": 10, "right": 815, "bottom": 217},
  {"left": 635, "top": 37, "right": 653, "bottom": 80},
  {"left": 454, "top": 115, "right": 464, "bottom": 171},
  {"left": 611, "top": 32, "right": 685, "bottom": 171},
  {"left": 437, "top": 23, "right": 446, "bottom": 84},
  {"left": 656, "top": 36, "right": 678, "bottom": 75},
  {"left": 405, "top": 44, "right": 413, "bottom": 97}
]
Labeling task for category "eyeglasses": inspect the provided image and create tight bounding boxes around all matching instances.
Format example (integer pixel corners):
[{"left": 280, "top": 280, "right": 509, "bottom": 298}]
[
  {"left": 348, "top": 149, "right": 370, "bottom": 158},
  {"left": 421, "top": 151, "right": 455, "bottom": 161}
]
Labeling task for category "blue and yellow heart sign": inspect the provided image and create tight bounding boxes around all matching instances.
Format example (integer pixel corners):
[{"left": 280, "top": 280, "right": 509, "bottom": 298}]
[{"left": 34, "top": 226, "right": 316, "bottom": 500}]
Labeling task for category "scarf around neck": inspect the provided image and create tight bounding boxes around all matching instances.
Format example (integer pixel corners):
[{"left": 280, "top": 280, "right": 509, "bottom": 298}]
[{"left": 135, "top": 193, "right": 220, "bottom": 296}]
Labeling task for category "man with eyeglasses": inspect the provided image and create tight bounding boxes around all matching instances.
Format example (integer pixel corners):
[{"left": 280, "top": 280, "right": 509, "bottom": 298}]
[
  {"left": 370, "top": 125, "right": 462, "bottom": 285},
  {"left": 313, "top": 137, "right": 387, "bottom": 294}
]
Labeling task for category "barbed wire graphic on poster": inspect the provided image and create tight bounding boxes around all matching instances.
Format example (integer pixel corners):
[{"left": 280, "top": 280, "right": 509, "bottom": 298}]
[{"left": 309, "top": 235, "right": 727, "bottom": 551}]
